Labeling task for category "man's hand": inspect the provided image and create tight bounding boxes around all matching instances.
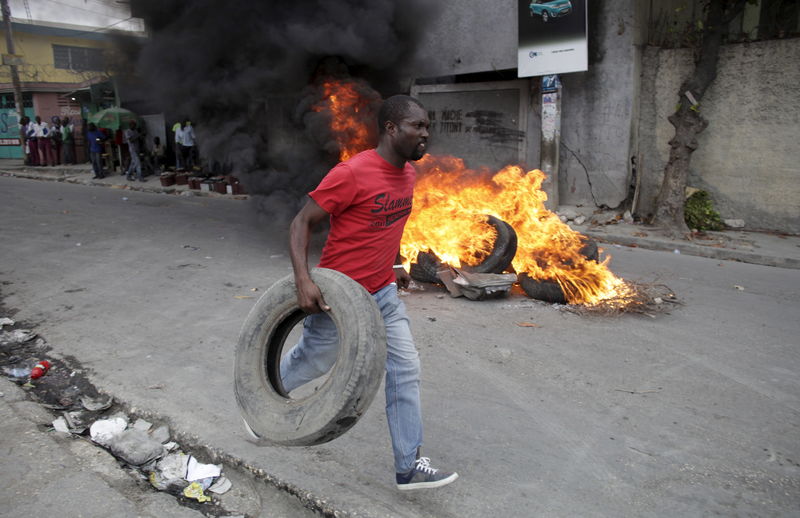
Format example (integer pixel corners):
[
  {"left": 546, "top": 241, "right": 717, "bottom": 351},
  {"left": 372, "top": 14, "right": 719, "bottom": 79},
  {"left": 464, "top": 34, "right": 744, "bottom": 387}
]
[
  {"left": 296, "top": 277, "right": 331, "bottom": 314},
  {"left": 395, "top": 266, "right": 412, "bottom": 290}
]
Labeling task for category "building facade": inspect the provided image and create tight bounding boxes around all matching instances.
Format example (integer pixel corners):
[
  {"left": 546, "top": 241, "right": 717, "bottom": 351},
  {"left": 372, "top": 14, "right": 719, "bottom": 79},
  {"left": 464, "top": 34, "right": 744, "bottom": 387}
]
[{"left": 415, "top": 0, "right": 799, "bottom": 233}]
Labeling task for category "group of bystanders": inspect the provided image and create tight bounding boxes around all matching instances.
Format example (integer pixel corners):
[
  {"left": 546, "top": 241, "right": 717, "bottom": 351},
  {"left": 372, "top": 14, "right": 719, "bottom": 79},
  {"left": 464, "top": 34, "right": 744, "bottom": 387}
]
[{"left": 21, "top": 115, "right": 76, "bottom": 167}]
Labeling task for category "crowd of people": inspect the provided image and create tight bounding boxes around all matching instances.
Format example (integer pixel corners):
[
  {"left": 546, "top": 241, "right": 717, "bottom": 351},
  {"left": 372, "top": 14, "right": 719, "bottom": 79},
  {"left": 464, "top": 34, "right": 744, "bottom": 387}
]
[
  {"left": 20, "top": 115, "right": 76, "bottom": 167},
  {"left": 21, "top": 114, "right": 195, "bottom": 182}
]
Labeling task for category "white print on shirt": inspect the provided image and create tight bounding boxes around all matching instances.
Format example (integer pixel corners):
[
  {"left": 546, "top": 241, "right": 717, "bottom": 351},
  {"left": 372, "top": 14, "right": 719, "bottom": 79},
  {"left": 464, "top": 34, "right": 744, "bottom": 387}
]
[{"left": 369, "top": 192, "right": 412, "bottom": 228}]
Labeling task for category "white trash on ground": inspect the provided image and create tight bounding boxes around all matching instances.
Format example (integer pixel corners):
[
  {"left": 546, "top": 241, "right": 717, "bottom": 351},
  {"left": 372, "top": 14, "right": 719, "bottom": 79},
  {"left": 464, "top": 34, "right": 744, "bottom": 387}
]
[
  {"left": 187, "top": 455, "right": 222, "bottom": 481},
  {"left": 89, "top": 416, "right": 128, "bottom": 446}
]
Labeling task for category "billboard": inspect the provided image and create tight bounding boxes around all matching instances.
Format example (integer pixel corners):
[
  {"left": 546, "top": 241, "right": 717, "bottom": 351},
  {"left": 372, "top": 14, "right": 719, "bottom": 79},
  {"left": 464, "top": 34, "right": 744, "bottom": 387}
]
[{"left": 518, "top": 0, "right": 588, "bottom": 77}]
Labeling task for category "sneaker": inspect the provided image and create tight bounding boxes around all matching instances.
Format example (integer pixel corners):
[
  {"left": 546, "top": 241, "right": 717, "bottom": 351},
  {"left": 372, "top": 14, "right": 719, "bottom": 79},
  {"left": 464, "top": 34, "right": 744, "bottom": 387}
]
[{"left": 396, "top": 456, "right": 458, "bottom": 490}]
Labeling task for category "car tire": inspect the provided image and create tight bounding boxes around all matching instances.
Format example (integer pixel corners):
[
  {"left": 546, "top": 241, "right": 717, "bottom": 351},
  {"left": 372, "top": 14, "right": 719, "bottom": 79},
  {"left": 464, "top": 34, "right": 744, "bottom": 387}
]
[
  {"left": 518, "top": 239, "right": 600, "bottom": 303},
  {"left": 464, "top": 215, "right": 518, "bottom": 275},
  {"left": 408, "top": 215, "right": 518, "bottom": 284},
  {"left": 542, "top": 11, "right": 550, "bottom": 22},
  {"left": 518, "top": 274, "right": 566, "bottom": 303},
  {"left": 234, "top": 268, "right": 387, "bottom": 446},
  {"left": 409, "top": 250, "right": 443, "bottom": 284}
]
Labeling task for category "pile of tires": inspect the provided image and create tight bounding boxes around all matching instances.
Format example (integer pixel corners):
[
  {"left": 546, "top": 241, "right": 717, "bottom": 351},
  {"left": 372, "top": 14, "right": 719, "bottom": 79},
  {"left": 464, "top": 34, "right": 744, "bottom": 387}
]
[
  {"left": 234, "top": 268, "right": 386, "bottom": 446},
  {"left": 409, "top": 215, "right": 518, "bottom": 284}
]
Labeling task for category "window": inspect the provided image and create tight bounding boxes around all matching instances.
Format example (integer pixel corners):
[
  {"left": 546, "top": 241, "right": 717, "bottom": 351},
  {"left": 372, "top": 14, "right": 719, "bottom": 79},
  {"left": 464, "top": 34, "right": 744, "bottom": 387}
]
[{"left": 52, "top": 45, "right": 106, "bottom": 72}]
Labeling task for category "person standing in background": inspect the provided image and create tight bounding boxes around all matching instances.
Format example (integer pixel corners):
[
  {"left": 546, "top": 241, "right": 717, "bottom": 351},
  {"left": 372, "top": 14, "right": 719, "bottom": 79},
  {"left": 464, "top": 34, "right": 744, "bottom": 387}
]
[
  {"left": 36, "top": 116, "right": 54, "bottom": 166},
  {"left": 123, "top": 120, "right": 145, "bottom": 182},
  {"left": 61, "top": 117, "right": 75, "bottom": 164},
  {"left": 20, "top": 116, "right": 33, "bottom": 166},
  {"left": 173, "top": 121, "right": 184, "bottom": 171},
  {"left": 51, "top": 117, "right": 62, "bottom": 166},
  {"left": 181, "top": 120, "right": 196, "bottom": 171},
  {"left": 86, "top": 123, "right": 106, "bottom": 179},
  {"left": 151, "top": 136, "right": 166, "bottom": 173},
  {"left": 27, "top": 116, "right": 40, "bottom": 166}
]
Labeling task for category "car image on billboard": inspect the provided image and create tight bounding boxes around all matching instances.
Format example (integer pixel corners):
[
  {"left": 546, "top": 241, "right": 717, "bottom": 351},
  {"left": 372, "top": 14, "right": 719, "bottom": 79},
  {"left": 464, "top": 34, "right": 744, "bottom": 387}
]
[{"left": 529, "top": 0, "right": 572, "bottom": 22}]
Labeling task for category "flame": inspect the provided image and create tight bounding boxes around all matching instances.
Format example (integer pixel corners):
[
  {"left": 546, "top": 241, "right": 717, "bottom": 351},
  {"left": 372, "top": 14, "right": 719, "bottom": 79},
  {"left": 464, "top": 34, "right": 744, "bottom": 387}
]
[
  {"left": 314, "top": 79, "right": 635, "bottom": 306},
  {"left": 312, "top": 79, "right": 379, "bottom": 161},
  {"left": 401, "top": 155, "right": 635, "bottom": 306}
]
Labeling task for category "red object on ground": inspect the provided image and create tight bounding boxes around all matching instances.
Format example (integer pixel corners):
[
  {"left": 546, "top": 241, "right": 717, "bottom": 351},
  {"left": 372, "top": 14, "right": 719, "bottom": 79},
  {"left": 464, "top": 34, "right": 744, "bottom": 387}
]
[{"left": 30, "top": 360, "right": 51, "bottom": 380}]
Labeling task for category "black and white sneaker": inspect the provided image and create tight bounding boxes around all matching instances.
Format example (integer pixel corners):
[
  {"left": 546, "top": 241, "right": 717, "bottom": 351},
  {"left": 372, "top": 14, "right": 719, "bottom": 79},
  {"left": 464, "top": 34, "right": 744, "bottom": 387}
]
[{"left": 396, "top": 455, "right": 458, "bottom": 490}]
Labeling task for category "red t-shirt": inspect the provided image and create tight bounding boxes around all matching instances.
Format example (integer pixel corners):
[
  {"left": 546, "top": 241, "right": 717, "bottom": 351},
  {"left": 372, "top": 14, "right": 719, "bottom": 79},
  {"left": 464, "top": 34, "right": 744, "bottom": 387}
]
[{"left": 310, "top": 149, "right": 415, "bottom": 294}]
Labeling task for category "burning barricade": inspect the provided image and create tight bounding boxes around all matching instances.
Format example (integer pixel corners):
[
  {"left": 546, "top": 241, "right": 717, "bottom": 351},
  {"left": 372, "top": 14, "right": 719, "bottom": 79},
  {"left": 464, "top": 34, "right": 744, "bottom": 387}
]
[
  {"left": 313, "top": 78, "right": 673, "bottom": 313},
  {"left": 400, "top": 155, "right": 640, "bottom": 309}
]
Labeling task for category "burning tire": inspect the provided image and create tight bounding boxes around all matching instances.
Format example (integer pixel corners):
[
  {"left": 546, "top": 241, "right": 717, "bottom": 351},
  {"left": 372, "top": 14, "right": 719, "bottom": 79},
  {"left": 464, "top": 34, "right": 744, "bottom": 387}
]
[
  {"left": 518, "top": 274, "right": 567, "bottom": 304},
  {"left": 234, "top": 268, "right": 386, "bottom": 446},
  {"left": 409, "top": 250, "right": 443, "bottom": 284},
  {"left": 519, "top": 239, "right": 600, "bottom": 304},
  {"left": 579, "top": 240, "right": 599, "bottom": 262},
  {"left": 409, "top": 215, "right": 518, "bottom": 284}
]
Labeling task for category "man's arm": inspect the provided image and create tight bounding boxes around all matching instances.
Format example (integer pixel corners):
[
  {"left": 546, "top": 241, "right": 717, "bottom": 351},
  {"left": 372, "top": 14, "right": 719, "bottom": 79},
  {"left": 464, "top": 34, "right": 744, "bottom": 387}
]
[{"left": 289, "top": 197, "right": 331, "bottom": 313}]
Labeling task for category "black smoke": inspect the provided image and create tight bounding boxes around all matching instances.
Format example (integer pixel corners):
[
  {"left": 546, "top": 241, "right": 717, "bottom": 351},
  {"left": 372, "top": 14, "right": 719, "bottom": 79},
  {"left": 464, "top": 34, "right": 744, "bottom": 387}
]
[{"left": 122, "top": 0, "right": 441, "bottom": 221}]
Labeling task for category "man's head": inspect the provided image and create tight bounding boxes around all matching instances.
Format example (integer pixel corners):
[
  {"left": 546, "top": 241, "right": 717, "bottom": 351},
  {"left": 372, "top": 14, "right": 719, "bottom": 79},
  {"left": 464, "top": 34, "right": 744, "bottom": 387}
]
[
  {"left": 129, "top": 120, "right": 137, "bottom": 129},
  {"left": 377, "top": 95, "right": 430, "bottom": 163},
  {"left": 88, "top": 123, "right": 97, "bottom": 131},
  {"left": 35, "top": 116, "right": 41, "bottom": 123}
]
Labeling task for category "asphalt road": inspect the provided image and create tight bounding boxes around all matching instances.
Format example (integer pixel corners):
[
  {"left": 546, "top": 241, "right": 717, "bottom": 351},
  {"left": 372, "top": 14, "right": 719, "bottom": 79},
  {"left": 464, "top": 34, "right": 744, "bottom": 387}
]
[{"left": 1, "top": 176, "right": 799, "bottom": 517}]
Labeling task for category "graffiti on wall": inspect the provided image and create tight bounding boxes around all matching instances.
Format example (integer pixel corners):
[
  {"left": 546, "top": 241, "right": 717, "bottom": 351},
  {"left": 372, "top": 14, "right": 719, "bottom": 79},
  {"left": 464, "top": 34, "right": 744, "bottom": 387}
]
[{"left": 428, "top": 109, "right": 525, "bottom": 144}]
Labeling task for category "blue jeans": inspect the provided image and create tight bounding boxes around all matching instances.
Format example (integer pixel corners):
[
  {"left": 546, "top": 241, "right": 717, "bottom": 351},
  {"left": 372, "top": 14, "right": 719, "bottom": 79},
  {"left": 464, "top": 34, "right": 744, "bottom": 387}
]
[
  {"left": 127, "top": 151, "right": 142, "bottom": 180},
  {"left": 89, "top": 151, "right": 103, "bottom": 176},
  {"left": 280, "top": 283, "right": 423, "bottom": 473}
]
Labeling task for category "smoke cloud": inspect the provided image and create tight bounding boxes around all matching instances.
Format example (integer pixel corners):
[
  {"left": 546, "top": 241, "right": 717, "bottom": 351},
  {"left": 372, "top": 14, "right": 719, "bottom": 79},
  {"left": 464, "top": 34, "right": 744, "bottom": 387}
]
[{"left": 124, "top": 0, "right": 441, "bottom": 221}]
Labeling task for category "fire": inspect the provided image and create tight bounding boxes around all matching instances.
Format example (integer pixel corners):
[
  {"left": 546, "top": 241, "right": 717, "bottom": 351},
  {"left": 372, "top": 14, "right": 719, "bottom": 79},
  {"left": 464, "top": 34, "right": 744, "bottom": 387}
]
[
  {"left": 312, "top": 79, "right": 379, "bottom": 161},
  {"left": 401, "top": 155, "right": 635, "bottom": 306},
  {"left": 314, "top": 79, "right": 635, "bottom": 306}
]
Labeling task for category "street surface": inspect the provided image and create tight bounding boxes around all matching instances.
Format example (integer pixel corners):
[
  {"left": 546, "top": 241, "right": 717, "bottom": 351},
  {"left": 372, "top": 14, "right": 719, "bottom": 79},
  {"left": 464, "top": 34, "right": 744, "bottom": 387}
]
[{"left": 1, "top": 176, "right": 799, "bottom": 517}]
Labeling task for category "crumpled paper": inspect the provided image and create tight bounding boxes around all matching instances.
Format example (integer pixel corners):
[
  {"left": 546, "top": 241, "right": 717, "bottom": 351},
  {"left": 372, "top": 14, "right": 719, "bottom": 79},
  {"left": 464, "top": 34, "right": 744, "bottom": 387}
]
[{"left": 183, "top": 482, "right": 212, "bottom": 502}]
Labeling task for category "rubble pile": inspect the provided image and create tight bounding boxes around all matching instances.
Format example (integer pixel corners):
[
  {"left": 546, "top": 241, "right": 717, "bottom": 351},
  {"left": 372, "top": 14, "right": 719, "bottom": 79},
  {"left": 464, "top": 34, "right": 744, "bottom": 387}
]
[{"left": 1, "top": 316, "right": 233, "bottom": 508}]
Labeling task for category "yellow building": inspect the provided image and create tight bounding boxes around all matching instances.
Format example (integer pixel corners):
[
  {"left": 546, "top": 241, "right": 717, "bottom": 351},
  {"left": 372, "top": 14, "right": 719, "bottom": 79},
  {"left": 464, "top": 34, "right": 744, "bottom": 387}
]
[{"left": 0, "top": 21, "right": 119, "bottom": 159}]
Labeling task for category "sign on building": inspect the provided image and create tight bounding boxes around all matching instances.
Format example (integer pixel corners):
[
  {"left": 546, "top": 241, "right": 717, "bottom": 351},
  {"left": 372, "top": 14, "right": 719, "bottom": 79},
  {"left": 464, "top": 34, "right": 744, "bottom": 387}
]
[{"left": 518, "top": 0, "right": 588, "bottom": 77}]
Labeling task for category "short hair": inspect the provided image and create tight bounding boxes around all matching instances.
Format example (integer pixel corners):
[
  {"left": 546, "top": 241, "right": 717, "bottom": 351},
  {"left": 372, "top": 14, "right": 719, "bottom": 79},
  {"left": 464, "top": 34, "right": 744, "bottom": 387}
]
[{"left": 377, "top": 95, "right": 425, "bottom": 135}]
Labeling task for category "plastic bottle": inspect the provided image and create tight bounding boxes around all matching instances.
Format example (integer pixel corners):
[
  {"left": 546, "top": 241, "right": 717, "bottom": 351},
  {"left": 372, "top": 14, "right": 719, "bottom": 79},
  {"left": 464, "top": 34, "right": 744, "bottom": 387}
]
[{"left": 30, "top": 360, "right": 51, "bottom": 380}]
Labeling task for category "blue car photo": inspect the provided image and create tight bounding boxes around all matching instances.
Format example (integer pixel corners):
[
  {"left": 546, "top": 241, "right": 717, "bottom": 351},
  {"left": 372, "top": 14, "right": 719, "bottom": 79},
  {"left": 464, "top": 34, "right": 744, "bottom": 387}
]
[{"left": 529, "top": 0, "right": 572, "bottom": 22}]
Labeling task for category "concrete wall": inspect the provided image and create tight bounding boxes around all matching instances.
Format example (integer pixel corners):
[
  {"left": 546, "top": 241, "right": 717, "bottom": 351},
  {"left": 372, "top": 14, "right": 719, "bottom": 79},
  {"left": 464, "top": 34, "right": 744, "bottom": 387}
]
[
  {"left": 637, "top": 39, "right": 800, "bottom": 234},
  {"left": 415, "top": 0, "right": 518, "bottom": 77},
  {"left": 415, "top": 0, "right": 640, "bottom": 210},
  {"left": 557, "top": 0, "right": 642, "bottom": 208}
]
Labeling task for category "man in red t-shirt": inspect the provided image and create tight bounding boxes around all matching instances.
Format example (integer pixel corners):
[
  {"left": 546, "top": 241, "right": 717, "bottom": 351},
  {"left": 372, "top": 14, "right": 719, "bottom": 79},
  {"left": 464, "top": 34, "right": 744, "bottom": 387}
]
[{"left": 281, "top": 95, "right": 458, "bottom": 491}]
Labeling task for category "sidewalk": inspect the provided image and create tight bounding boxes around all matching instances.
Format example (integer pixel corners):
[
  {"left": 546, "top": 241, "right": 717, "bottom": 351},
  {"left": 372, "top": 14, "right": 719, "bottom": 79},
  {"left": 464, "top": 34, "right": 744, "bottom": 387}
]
[
  {"left": 0, "top": 377, "right": 205, "bottom": 518},
  {"left": 2, "top": 158, "right": 798, "bottom": 269},
  {"left": 0, "top": 158, "right": 247, "bottom": 200},
  {"left": 578, "top": 220, "right": 800, "bottom": 270}
]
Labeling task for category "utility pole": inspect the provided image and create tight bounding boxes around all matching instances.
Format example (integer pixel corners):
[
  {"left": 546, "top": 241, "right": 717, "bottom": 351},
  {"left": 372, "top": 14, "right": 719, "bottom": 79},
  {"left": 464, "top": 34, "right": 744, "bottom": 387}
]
[
  {"left": 540, "top": 74, "right": 562, "bottom": 210},
  {"left": 1, "top": 0, "right": 27, "bottom": 160}
]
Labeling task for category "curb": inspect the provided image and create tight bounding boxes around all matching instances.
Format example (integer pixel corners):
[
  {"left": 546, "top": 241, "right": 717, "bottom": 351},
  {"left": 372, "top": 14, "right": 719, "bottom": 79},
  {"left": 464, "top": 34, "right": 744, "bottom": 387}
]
[
  {"left": 584, "top": 231, "right": 800, "bottom": 270},
  {"left": 0, "top": 169, "right": 249, "bottom": 201}
]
